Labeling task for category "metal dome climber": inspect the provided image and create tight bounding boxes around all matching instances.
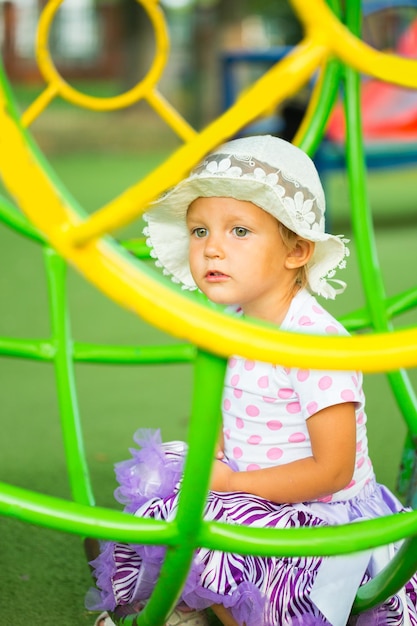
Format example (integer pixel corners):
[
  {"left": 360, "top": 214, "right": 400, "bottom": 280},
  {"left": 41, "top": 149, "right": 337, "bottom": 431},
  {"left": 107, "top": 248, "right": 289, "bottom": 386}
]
[{"left": 1, "top": 0, "right": 417, "bottom": 624}]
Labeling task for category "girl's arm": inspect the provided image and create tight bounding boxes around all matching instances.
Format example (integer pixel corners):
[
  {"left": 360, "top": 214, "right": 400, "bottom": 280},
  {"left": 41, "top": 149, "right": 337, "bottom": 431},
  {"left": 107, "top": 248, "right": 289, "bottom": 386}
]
[
  {"left": 210, "top": 402, "right": 357, "bottom": 504},
  {"left": 216, "top": 425, "right": 225, "bottom": 460}
]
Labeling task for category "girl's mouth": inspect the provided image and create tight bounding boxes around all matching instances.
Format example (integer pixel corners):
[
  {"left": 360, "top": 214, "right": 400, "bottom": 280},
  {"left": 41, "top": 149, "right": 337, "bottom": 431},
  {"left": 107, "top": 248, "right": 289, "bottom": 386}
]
[{"left": 206, "top": 270, "right": 229, "bottom": 282}]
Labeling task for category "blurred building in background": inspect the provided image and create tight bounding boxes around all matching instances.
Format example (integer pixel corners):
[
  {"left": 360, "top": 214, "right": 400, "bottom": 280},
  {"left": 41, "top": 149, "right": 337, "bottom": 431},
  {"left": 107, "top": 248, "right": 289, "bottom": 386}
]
[
  {"left": 0, "top": 0, "right": 301, "bottom": 126},
  {"left": 0, "top": 0, "right": 126, "bottom": 82}
]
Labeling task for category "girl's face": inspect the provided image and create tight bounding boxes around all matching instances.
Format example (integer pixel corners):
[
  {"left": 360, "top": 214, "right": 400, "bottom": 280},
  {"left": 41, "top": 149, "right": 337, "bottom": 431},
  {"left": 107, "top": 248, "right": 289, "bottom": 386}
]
[{"left": 186, "top": 197, "right": 312, "bottom": 324}]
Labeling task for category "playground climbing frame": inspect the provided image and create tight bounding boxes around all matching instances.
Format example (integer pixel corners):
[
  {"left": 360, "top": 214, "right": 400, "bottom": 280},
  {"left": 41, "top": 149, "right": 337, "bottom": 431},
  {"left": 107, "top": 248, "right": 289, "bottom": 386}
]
[{"left": 1, "top": 0, "right": 417, "bottom": 624}]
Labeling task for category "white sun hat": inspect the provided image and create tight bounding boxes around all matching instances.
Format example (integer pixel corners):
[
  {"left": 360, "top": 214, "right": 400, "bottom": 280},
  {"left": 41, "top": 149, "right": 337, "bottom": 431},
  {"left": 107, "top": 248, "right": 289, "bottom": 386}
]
[{"left": 143, "top": 135, "right": 349, "bottom": 299}]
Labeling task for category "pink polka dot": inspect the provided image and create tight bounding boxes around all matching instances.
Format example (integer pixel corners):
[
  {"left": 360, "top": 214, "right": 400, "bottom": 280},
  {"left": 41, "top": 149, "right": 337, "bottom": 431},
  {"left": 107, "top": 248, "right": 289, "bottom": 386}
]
[
  {"left": 257, "top": 375, "right": 269, "bottom": 389},
  {"left": 312, "top": 305, "right": 324, "bottom": 315},
  {"left": 286, "top": 402, "right": 301, "bottom": 414},
  {"left": 356, "top": 456, "right": 365, "bottom": 469},
  {"left": 288, "top": 432, "right": 306, "bottom": 443},
  {"left": 351, "top": 375, "right": 359, "bottom": 387},
  {"left": 244, "top": 360, "right": 255, "bottom": 371},
  {"left": 267, "top": 420, "right": 282, "bottom": 431},
  {"left": 341, "top": 389, "right": 355, "bottom": 402},
  {"left": 344, "top": 479, "right": 356, "bottom": 490},
  {"left": 317, "top": 494, "right": 333, "bottom": 503},
  {"left": 223, "top": 428, "right": 231, "bottom": 440},
  {"left": 325, "top": 325, "right": 339, "bottom": 335},
  {"left": 263, "top": 396, "right": 277, "bottom": 404},
  {"left": 230, "top": 374, "right": 240, "bottom": 387},
  {"left": 357, "top": 411, "right": 364, "bottom": 425},
  {"left": 267, "top": 447, "right": 283, "bottom": 460},
  {"left": 223, "top": 398, "right": 231, "bottom": 411},
  {"left": 248, "top": 435, "right": 262, "bottom": 445},
  {"left": 318, "top": 376, "right": 332, "bottom": 390},
  {"left": 234, "top": 388, "right": 243, "bottom": 399},
  {"left": 229, "top": 358, "right": 237, "bottom": 368},
  {"left": 236, "top": 417, "right": 244, "bottom": 429},
  {"left": 307, "top": 401, "right": 318, "bottom": 416},
  {"left": 278, "top": 387, "right": 294, "bottom": 399},
  {"left": 233, "top": 447, "right": 243, "bottom": 459},
  {"left": 246, "top": 405, "right": 260, "bottom": 417},
  {"left": 356, "top": 441, "right": 362, "bottom": 452},
  {"left": 247, "top": 463, "right": 260, "bottom": 471},
  {"left": 297, "top": 369, "right": 310, "bottom": 382},
  {"left": 299, "top": 316, "right": 314, "bottom": 326}
]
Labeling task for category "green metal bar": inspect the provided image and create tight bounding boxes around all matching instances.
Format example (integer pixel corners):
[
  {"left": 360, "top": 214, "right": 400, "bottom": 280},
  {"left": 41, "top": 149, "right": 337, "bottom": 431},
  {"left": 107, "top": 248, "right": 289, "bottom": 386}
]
[
  {"left": 0, "top": 192, "right": 44, "bottom": 242},
  {"left": 197, "top": 514, "right": 417, "bottom": 558},
  {"left": 344, "top": 54, "right": 387, "bottom": 330},
  {"left": 0, "top": 338, "right": 194, "bottom": 365},
  {"left": 343, "top": 2, "right": 417, "bottom": 479},
  {"left": 341, "top": 285, "right": 417, "bottom": 332},
  {"left": 132, "top": 350, "right": 227, "bottom": 626},
  {"left": 120, "top": 237, "right": 151, "bottom": 259},
  {"left": 397, "top": 432, "right": 416, "bottom": 498},
  {"left": 298, "top": 58, "right": 342, "bottom": 157},
  {"left": 45, "top": 247, "right": 95, "bottom": 506},
  {"left": 0, "top": 480, "right": 177, "bottom": 543},
  {"left": 297, "top": 0, "right": 342, "bottom": 157},
  {"left": 342, "top": 0, "right": 417, "bottom": 607},
  {"left": 352, "top": 534, "right": 417, "bottom": 614},
  {"left": 73, "top": 342, "right": 195, "bottom": 364},
  {"left": 385, "top": 287, "right": 417, "bottom": 321},
  {"left": 0, "top": 336, "right": 55, "bottom": 360},
  {"left": 2, "top": 478, "right": 417, "bottom": 556}
]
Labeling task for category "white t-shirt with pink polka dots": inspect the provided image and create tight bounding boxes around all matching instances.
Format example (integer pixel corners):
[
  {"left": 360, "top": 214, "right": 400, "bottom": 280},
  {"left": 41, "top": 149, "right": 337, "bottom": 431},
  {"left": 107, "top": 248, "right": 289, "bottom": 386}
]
[{"left": 222, "top": 289, "right": 374, "bottom": 503}]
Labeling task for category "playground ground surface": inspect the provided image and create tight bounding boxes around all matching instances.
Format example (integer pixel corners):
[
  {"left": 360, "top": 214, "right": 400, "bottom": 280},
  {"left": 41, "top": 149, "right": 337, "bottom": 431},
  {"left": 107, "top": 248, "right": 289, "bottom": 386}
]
[{"left": 1, "top": 101, "right": 417, "bottom": 624}]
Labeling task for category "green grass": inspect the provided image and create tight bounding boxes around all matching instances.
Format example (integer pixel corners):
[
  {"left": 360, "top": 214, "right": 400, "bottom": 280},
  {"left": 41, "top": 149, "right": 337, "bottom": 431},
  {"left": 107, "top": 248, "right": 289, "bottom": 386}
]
[{"left": 1, "top": 123, "right": 417, "bottom": 624}]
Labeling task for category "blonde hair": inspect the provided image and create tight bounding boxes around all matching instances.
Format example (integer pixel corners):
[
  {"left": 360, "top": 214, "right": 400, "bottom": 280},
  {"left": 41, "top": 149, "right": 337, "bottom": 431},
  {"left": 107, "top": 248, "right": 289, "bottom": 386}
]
[{"left": 278, "top": 222, "right": 308, "bottom": 289}]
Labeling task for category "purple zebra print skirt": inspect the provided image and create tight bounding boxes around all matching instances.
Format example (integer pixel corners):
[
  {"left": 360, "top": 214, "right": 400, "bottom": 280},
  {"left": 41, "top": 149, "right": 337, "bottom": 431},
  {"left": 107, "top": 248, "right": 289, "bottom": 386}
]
[{"left": 86, "top": 429, "right": 417, "bottom": 626}]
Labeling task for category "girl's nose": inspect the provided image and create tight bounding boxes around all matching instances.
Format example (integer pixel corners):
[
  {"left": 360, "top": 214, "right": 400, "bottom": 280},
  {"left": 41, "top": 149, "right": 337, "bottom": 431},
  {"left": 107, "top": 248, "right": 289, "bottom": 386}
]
[{"left": 204, "top": 234, "right": 224, "bottom": 258}]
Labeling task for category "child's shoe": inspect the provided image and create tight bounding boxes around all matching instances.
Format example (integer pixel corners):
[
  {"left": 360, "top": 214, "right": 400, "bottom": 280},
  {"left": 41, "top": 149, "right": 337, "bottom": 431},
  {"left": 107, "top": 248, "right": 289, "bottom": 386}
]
[
  {"left": 93, "top": 607, "right": 209, "bottom": 626},
  {"left": 167, "top": 607, "right": 209, "bottom": 625}
]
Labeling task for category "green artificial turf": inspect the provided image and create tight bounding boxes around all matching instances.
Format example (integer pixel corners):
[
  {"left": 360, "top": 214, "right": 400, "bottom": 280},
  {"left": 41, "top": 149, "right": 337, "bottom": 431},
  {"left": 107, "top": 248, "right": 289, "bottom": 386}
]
[{"left": 0, "top": 144, "right": 416, "bottom": 624}]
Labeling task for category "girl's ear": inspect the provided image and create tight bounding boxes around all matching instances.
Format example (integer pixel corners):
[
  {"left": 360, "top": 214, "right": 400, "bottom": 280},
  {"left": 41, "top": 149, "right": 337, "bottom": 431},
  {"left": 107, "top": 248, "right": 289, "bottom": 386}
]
[{"left": 285, "top": 238, "right": 315, "bottom": 269}]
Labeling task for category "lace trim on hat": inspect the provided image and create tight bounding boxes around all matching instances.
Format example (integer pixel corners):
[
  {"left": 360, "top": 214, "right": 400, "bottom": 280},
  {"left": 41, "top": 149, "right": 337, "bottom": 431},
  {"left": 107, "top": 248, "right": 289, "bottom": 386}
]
[
  {"left": 191, "top": 153, "right": 324, "bottom": 233},
  {"left": 313, "top": 236, "right": 350, "bottom": 299}
]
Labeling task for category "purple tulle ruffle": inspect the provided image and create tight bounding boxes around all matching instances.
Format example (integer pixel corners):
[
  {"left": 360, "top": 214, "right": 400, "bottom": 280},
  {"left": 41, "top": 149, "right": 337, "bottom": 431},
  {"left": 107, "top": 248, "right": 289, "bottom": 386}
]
[
  {"left": 114, "top": 428, "right": 186, "bottom": 514},
  {"left": 86, "top": 540, "right": 120, "bottom": 611},
  {"left": 87, "top": 429, "right": 417, "bottom": 626}
]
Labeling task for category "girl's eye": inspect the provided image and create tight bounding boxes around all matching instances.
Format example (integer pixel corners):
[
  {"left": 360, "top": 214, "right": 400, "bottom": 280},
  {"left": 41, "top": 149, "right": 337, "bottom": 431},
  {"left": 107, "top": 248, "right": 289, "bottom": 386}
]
[
  {"left": 193, "top": 227, "right": 207, "bottom": 238},
  {"left": 233, "top": 227, "right": 249, "bottom": 238}
]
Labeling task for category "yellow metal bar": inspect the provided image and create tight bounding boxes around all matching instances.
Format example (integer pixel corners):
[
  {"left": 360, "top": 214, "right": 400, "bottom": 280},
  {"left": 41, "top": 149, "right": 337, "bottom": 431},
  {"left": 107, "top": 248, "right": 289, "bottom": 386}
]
[
  {"left": 2, "top": 1, "right": 417, "bottom": 375},
  {"left": 35, "top": 0, "right": 170, "bottom": 112},
  {"left": 292, "top": 0, "right": 417, "bottom": 87},
  {"left": 21, "top": 83, "right": 58, "bottom": 128},
  {"left": 66, "top": 37, "right": 328, "bottom": 247},
  {"left": 145, "top": 89, "right": 198, "bottom": 142},
  {"left": 2, "top": 78, "right": 417, "bottom": 373}
]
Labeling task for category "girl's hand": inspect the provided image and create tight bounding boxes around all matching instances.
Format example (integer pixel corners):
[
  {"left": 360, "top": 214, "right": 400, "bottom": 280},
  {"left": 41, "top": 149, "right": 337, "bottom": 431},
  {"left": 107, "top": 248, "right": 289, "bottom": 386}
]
[
  {"left": 210, "top": 459, "right": 234, "bottom": 492},
  {"left": 218, "top": 403, "right": 357, "bottom": 504}
]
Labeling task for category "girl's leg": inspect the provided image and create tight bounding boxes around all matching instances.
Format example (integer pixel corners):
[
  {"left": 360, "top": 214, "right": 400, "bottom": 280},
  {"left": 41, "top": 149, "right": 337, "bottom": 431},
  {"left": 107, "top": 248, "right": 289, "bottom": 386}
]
[{"left": 211, "top": 604, "right": 241, "bottom": 626}]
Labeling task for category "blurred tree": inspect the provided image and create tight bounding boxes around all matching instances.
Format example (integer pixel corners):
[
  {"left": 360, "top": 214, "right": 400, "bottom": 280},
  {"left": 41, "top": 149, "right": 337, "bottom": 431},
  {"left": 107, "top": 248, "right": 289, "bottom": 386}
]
[
  {"left": 189, "top": 0, "right": 302, "bottom": 126},
  {"left": 119, "top": 0, "right": 155, "bottom": 90}
]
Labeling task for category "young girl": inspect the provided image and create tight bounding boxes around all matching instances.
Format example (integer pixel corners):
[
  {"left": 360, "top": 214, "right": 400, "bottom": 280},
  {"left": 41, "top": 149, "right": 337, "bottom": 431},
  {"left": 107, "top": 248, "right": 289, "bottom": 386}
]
[{"left": 87, "top": 135, "right": 417, "bottom": 626}]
